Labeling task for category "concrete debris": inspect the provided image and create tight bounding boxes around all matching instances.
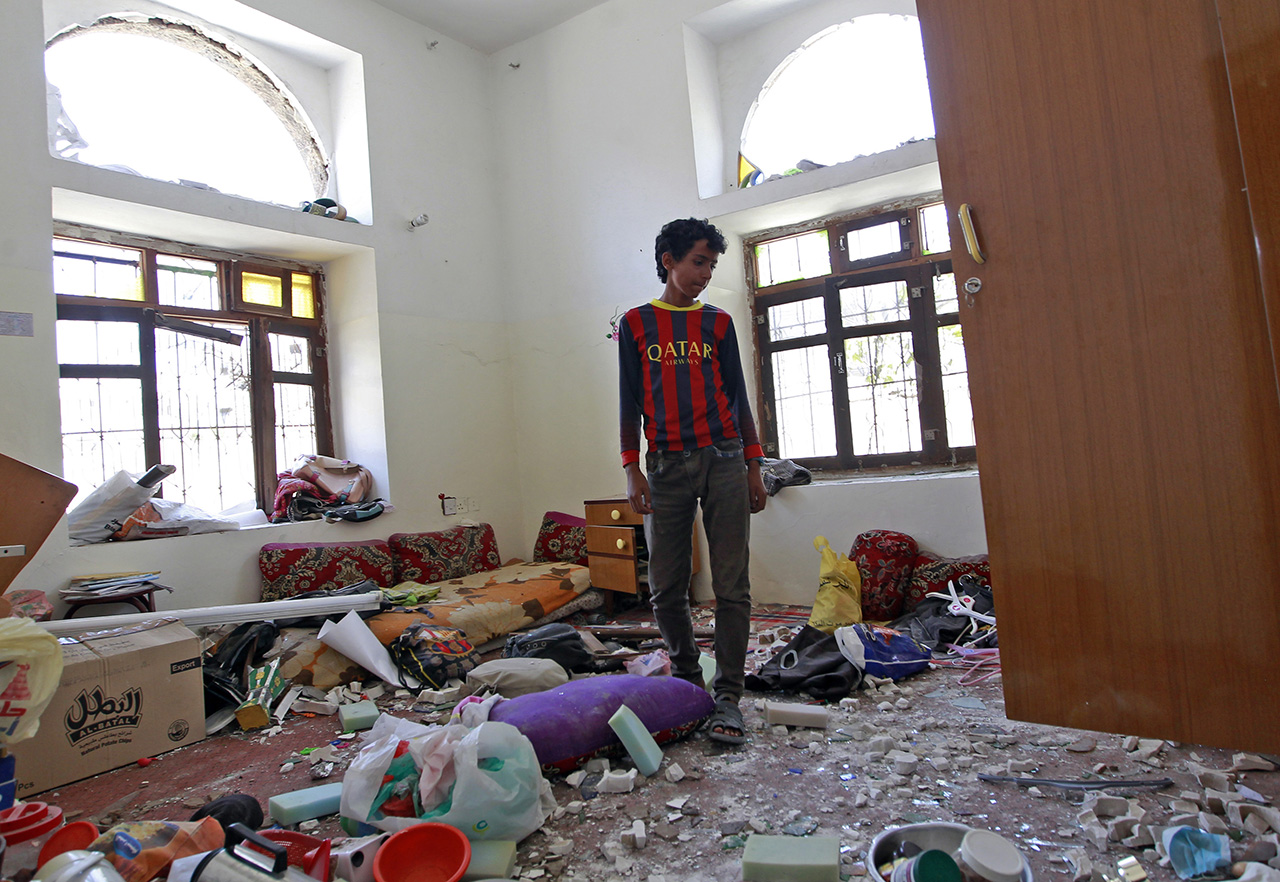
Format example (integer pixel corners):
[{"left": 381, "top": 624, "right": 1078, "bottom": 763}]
[
  {"left": 547, "top": 838, "right": 574, "bottom": 856},
  {"left": 565, "top": 770, "right": 587, "bottom": 787},
  {"left": 1195, "top": 767, "right": 1235, "bottom": 792},
  {"left": 1236, "top": 754, "right": 1279, "bottom": 772},
  {"left": 584, "top": 758, "right": 611, "bottom": 773},
  {"left": 664, "top": 763, "right": 686, "bottom": 783},
  {"left": 291, "top": 699, "right": 338, "bottom": 715},
  {"left": 597, "top": 769, "right": 638, "bottom": 794},
  {"left": 621, "top": 819, "right": 647, "bottom": 849},
  {"left": 666, "top": 795, "right": 689, "bottom": 810},
  {"left": 1066, "top": 735, "right": 1098, "bottom": 752},
  {"left": 1131, "top": 739, "right": 1165, "bottom": 762}
]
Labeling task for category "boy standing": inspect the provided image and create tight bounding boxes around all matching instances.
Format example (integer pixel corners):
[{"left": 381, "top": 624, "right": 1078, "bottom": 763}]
[{"left": 618, "top": 217, "right": 768, "bottom": 744}]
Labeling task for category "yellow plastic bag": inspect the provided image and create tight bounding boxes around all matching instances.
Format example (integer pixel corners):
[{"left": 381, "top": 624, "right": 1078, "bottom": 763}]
[
  {"left": 0, "top": 617, "right": 65, "bottom": 744},
  {"left": 807, "top": 536, "right": 863, "bottom": 634}
]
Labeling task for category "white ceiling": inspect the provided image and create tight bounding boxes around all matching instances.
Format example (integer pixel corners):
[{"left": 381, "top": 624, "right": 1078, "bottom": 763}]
[{"left": 365, "top": 0, "right": 615, "bottom": 54}]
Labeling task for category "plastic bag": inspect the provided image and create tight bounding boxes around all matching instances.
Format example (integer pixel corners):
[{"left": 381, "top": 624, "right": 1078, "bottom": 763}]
[
  {"left": 834, "top": 623, "right": 932, "bottom": 681},
  {"left": 88, "top": 818, "right": 225, "bottom": 882},
  {"left": 114, "top": 499, "right": 241, "bottom": 540},
  {"left": 807, "top": 536, "right": 863, "bottom": 633},
  {"left": 67, "top": 470, "right": 159, "bottom": 544},
  {"left": 341, "top": 719, "right": 554, "bottom": 841},
  {"left": 0, "top": 618, "right": 64, "bottom": 744}
]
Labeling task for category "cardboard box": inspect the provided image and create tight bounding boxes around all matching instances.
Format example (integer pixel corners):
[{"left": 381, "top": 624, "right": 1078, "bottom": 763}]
[{"left": 10, "top": 618, "right": 205, "bottom": 796}]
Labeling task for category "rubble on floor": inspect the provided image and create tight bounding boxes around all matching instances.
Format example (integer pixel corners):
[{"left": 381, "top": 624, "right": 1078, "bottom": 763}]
[{"left": 26, "top": 613, "right": 1280, "bottom": 882}]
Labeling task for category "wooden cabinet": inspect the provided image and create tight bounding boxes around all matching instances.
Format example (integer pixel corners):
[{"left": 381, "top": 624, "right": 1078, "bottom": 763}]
[
  {"left": 916, "top": 0, "right": 1280, "bottom": 752},
  {"left": 584, "top": 496, "right": 698, "bottom": 602}
]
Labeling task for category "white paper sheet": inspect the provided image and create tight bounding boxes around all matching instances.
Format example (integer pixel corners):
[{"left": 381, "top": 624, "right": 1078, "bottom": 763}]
[{"left": 318, "top": 609, "right": 420, "bottom": 688}]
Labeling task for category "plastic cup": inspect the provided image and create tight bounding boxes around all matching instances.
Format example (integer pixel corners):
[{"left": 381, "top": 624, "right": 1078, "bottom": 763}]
[
  {"left": 372, "top": 824, "right": 470, "bottom": 882},
  {"left": 37, "top": 822, "right": 100, "bottom": 870}
]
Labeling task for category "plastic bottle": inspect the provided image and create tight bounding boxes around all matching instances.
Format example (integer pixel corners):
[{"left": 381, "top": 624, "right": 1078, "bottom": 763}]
[{"left": 953, "top": 829, "right": 1024, "bottom": 882}]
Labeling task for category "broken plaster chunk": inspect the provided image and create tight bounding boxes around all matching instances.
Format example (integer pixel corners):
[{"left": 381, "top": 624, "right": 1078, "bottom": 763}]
[
  {"left": 893, "top": 754, "right": 919, "bottom": 776},
  {"left": 584, "top": 758, "right": 611, "bottom": 774},
  {"left": 664, "top": 763, "right": 686, "bottom": 783},
  {"left": 565, "top": 770, "right": 587, "bottom": 787},
  {"left": 1196, "top": 769, "right": 1235, "bottom": 792},
  {"left": 621, "top": 819, "right": 647, "bottom": 850},
  {"left": 1235, "top": 753, "right": 1279, "bottom": 772},
  {"left": 1131, "top": 739, "right": 1165, "bottom": 761},
  {"left": 597, "top": 769, "right": 638, "bottom": 794},
  {"left": 1085, "top": 794, "right": 1132, "bottom": 817},
  {"left": 666, "top": 795, "right": 689, "bottom": 811}
]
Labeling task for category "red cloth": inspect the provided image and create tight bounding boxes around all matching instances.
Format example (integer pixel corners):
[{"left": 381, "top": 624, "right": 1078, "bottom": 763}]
[{"left": 259, "top": 539, "right": 394, "bottom": 601}]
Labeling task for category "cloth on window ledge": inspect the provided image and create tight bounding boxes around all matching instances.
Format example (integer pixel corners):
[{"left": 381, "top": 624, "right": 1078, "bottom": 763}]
[
  {"left": 760, "top": 458, "right": 812, "bottom": 496},
  {"left": 271, "top": 471, "right": 338, "bottom": 523}
]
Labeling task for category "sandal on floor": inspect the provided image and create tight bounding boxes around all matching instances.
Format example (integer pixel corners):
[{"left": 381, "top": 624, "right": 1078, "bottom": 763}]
[{"left": 707, "top": 698, "right": 747, "bottom": 745}]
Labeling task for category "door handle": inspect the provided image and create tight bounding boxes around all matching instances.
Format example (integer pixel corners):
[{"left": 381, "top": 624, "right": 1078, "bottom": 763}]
[{"left": 958, "top": 203, "right": 986, "bottom": 265}]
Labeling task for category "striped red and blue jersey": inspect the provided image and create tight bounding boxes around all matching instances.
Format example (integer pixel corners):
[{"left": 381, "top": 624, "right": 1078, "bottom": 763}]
[{"left": 618, "top": 299, "right": 764, "bottom": 467}]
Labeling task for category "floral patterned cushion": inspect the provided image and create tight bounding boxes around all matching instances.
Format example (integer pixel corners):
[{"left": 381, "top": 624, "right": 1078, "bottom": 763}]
[
  {"left": 389, "top": 524, "right": 501, "bottom": 584},
  {"left": 259, "top": 539, "right": 395, "bottom": 602},
  {"left": 904, "top": 552, "right": 991, "bottom": 613},
  {"left": 532, "top": 511, "right": 589, "bottom": 566},
  {"left": 851, "top": 529, "right": 919, "bottom": 622}
]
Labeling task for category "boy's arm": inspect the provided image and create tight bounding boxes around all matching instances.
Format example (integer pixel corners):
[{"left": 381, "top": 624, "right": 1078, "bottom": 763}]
[{"left": 619, "top": 318, "right": 652, "bottom": 514}]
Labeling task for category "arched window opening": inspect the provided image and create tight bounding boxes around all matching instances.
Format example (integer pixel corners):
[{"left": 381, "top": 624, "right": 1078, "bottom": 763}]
[
  {"left": 740, "top": 14, "right": 934, "bottom": 186},
  {"left": 45, "top": 17, "right": 328, "bottom": 207}
]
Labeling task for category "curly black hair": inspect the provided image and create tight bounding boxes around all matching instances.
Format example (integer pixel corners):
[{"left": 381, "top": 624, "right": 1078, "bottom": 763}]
[{"left": 655, "top": 217, "right": 727, "bottom": 283}]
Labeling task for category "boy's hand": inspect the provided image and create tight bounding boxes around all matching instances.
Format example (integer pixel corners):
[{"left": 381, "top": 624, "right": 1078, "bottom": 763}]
[
  {"left": 625, "top": 463, "right": 653, "bottom": 514},
  {"left": 747, "top": 461, "right": 768, "bottom": 513}
]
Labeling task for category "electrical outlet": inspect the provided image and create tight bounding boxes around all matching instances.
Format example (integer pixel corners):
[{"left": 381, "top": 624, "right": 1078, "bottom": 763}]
[
  {"left": 440, "top": 496, "right": 458, "bottom": 516},
  {"left": 455, "top": 497, "right": 468, "bottom": 514}
]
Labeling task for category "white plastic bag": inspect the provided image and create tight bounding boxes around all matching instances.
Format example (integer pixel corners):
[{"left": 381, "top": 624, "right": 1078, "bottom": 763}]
[
  {"left": 341, "top": 720, "right": 554, "bottom": 842},
  {"left": 0, "top": 618, "right": 65, "bottom": 744},
  {"left": 66, "top": 470, "right": 158, "bottom": 544},
  {"left": 114, "top": 499, "right": 241, "bottom": 540}
]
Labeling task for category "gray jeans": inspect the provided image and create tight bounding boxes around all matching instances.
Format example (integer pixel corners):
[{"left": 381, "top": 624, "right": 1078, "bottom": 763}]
[{"left": 644, "top": 440, "right": 752, "bottom": 702}]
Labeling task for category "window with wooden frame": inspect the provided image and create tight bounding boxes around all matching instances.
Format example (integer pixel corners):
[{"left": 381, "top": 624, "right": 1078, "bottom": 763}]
[
  {"left": 749, "top": 201, "right": 975, "bottom": 470},
  {"left": 53, "top": 227, "right": 332, "bottom": 514}
]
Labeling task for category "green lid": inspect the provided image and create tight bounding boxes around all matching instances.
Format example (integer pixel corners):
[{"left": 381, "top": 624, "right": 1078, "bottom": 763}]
[{"left": 912, "top": 850, "right": 962, "bottom": 882}]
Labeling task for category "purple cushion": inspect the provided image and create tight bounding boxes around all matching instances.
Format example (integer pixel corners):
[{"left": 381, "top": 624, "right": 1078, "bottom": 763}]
[{"left": 488, "top": 674, "right": 714, "bottom": 773}]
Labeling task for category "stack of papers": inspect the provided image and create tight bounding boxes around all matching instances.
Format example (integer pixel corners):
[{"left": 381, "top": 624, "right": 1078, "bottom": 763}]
[{"left": 61, "top": 572, "right": 168, "bottom": 601}]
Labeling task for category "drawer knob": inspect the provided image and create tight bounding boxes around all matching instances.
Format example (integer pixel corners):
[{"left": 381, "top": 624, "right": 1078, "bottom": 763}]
[
  {"left": 611, "top": 509, "right": 621, "bottom": 520},
  {"left": 616, "top": 538, "right": 627, "bottom": 550}
]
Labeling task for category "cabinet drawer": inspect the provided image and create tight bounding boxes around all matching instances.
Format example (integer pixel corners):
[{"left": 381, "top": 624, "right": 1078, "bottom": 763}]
[
  {"left": 586, "top": 525, "right": 639, "bottom": 556},
  {"left": 585, "top": 500, "right": 643, "bottom": 526},
  {"left": 587, "top": 553, "right": 639, "bottom": 594}
]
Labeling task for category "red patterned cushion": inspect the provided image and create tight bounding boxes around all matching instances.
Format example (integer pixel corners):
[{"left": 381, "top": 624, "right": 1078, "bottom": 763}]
[
  {"left": 532, "top": 511, "right": 588, "bottom": 566},
  {"left": 389, "top": 523, "right": 501, "bottom": 584},
  {"left": 851, "top": 529, "right": 919, "bottom": 621},
  {"left": 259, "top": 540, "right": 394, "bottom": 602},
  {"left": 904, "top": 552, "right": 991, "bottom": 612}
]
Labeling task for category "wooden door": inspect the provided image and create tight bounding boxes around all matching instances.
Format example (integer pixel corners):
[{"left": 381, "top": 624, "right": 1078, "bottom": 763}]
[{"left": 916, "top": 0, "right": 1280, "bottom": 751}]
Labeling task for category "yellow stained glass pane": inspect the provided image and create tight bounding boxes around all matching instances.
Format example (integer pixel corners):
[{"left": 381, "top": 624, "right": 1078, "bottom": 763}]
[
  {"left": 242, "top": 271, "right": 283, "bottom": 308},
  {"left": 291, "top": 273, "right": 315, "bottom": 319}
]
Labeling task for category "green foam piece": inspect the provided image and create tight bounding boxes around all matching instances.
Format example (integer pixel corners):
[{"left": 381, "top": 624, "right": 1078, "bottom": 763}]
[
  {"left": 608, "top": 704, "right": 662, "bottom": 777},
  {"left": 461, "top": 840, "right": 518, "bottom": 880},
  {"left": 339, "top": 699, "right": 380, "bottom": 733},
  {"left": 268, "top": 781, "right": 343, "bottom": 826},
  {"left": 742, "top": 835, "right": 841, "bottom": 882},
  {"left": 699, "top": 653, "right": 717, "bottom": 690}
]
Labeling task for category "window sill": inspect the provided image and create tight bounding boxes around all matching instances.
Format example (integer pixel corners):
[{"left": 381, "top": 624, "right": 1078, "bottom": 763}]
[
  {"left": 804, "top": 462, "right": 979, "bottom": 485},
  {"left": 701, "top": 139, "right": 940, "bottom": 236}
]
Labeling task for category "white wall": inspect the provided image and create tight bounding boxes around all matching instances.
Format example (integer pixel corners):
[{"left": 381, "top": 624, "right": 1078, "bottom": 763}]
[
  {"left": 3, "top": 0, "right": 527, "bottom": 612},
  {"left": 494, "top": 0, "right": 985, "bottom": 605},
  {"left": 2, "top": 0, "right": 985, "bottom": 615}
]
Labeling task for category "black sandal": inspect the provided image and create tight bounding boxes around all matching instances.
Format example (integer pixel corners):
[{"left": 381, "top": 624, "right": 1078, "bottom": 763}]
[{"left": 707, "top": 697, "right": 747, "bottom": 744}]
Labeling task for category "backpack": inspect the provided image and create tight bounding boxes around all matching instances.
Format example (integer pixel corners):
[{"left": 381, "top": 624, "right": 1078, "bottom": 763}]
[
  {"left": 387, "top": 623, "right": 479, "bottom": 689},
  {"left": 503, "top": 622, "right": 595, "bottom": 674}
]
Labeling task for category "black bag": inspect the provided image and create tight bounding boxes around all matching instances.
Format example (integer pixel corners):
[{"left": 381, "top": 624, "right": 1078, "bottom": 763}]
[
  {"left": 889, "top": 573, "right": 997, "bottom": 651},
  {"left": 387, "top": 623, "right": 479, "bottom": 689},
  {"left": 323, "top": 498, "right": 387, "bottom": 523},
  {"left": 744, "top": 624, "right": 863, "bottom": 700},
  {"left": 503, "top": 622, "right": 595, "bottom": 674}
]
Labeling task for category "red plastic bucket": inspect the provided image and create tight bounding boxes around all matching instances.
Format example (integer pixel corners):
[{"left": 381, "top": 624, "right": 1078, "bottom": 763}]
[{"left": 372, "top": 824, "right": 470, "bottom": 882}]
